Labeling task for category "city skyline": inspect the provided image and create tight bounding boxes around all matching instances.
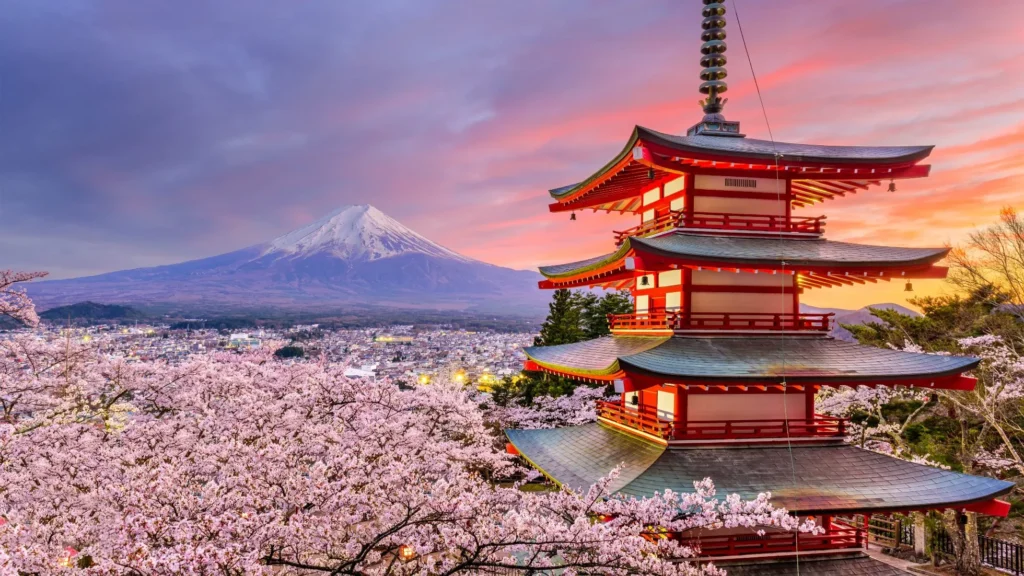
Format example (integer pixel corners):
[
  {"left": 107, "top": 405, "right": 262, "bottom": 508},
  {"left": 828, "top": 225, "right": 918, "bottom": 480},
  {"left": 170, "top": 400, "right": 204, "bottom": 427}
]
[{"left": 3, "top": 0, "right": 1023, "bottom": 310}]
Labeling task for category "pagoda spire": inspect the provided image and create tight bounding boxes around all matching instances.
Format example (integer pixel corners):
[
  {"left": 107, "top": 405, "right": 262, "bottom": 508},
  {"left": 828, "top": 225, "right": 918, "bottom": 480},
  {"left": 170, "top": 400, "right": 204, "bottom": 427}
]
[
  {"left": 699, "top": 0, "right": 728, "bottom": 116},
  {"left": 687, "top": 0, "right": 743, "bottom": 137}
]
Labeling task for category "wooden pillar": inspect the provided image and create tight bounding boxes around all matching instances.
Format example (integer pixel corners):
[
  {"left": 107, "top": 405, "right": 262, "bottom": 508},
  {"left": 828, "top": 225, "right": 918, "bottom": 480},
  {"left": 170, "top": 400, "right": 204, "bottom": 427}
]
[
  {"left": 805, "top": 388, "right": 816, "bottom": 422},
  {"left": 913, "top": 513, "right": 927, "bottom": 556},
  {"left": 674, "top": 386, "right": 687, "bottom": 440}
]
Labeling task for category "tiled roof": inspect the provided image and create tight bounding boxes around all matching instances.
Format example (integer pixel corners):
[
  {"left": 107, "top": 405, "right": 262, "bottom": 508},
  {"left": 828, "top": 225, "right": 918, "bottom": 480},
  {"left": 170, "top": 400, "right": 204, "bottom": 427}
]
[
  {"left": 505, "top": 425, "right": 663, "bottom": 493},
  {"left": 720, "top": 555, "right": 910, "bottom": 576},
  {"left": 538, "top": 234, "right": 948, "bottom": 279},
  {"left": 523, "top": 336, "right": 666, "bottom": 376},
  {"left": 632, "top": 234, "right": 949, "bottom": 269},
  {"left": 549, "top": 125, "right": 933, "bottom": 200},
  {"left": 524, "top": 336, "right": 979, "bottom": 384},
  {"left": 505, "top": 423, "right": 1014, "bottom": 514},
  {"left": 640, "top": 126, "right": 933, "bottom": 165}
]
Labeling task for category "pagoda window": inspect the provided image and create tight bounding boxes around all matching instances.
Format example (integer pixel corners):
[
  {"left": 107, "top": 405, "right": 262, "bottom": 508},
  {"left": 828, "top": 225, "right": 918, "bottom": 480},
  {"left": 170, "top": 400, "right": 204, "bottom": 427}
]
[
  {"left": 642, "top": 187, "right": 661, "bottom": 206},
  {"left": 665, "top": 292, "right": 681, "bottom": 311},
  {"left": 635, "top": 295, "right": 650, "bottom": 314},
  {"left": 642, "top": 208, "right": 656, "bottom": 223},
  {"left": 670, "top": 196, "right": 686, "bottom": 211},
  {"left": 664, "top": 177, "right": 685, "bottom": 197},
  {"left": 695, "top": 175, "right": 784, "bottom": 194},
  {"left": 656, "top": 389, "right": 675, "bottom": 420},
  {"left": 687, "top": 393, "right": 806, "bottom": 422},
  {"left": 658, "top": 270, "right": 682, "bottom": 286}
]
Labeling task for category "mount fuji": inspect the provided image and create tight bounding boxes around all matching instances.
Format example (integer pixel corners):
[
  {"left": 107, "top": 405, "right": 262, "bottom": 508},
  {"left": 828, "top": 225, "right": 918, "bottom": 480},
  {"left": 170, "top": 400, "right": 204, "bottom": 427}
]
[{"left": 27, "top": 205, "right": 547, "bottom": 314}]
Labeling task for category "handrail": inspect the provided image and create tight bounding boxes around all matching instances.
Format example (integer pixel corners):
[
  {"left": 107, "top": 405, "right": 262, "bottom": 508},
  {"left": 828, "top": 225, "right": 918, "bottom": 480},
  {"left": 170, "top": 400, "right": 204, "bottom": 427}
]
[
  {"left": 596, "top": 400, "right": 671, "bottom": 439},
  {"left": 677, "top": 528, "right": 863, "bottom": 557},
  {"left": 682, "top": 212, "right": 826, "bottom": 234},
  {"left": 613, "top": 211, "right": 682, "bottom": 245},
  {"left": 597, "top": 400, "right": 848, "bottom": 442},
  {"left": 675, "top": 415, "right": 847, "bottom": 440},
  {"left": 607, "top": 312, "right": 833, "bottom": 332},
  {"left": 613, "top": 211, "right": 826, "bottom": 245}
]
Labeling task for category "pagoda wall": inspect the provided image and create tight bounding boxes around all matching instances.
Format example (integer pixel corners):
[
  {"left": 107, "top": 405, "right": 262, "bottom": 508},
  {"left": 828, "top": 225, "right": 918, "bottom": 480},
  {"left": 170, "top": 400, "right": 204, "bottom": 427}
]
[
  {"left": 688, "top": 392, "right": 806, "bottom": 422},
  {"left": 690, "top": 270, "right": 796, "bottom": 315},
  {"left": 691, "top": 175, "right": 789, "bottom": 219}
]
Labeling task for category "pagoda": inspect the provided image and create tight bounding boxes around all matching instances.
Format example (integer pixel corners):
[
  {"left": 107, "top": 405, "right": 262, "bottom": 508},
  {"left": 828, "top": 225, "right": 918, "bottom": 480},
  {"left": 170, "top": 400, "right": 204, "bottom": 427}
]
[{"left": 505, "top": 2, "right": 1014, "bottom": 574}]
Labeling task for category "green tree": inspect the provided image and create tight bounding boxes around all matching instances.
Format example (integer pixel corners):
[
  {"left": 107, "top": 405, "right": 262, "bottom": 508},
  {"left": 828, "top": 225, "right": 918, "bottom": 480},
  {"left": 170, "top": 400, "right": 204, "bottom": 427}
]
[
  {"left": 578, "top": 290, "right": 633, "bottom": 339},
  {"left": 533, "top": 289, "right": 584, "bottom": 346},
  {"left": 274, "top": 345, "right": 305, "bottom": 359}
]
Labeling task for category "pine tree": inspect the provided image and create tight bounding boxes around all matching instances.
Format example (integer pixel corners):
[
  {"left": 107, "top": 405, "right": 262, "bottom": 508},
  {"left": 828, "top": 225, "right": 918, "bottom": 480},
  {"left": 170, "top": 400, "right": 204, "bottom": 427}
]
[
  {"left": 579, "top": 290, "right": 633, "bottom": 339},
  {"left": 534, "top": 289, "right": 584, "bottom": 346}
]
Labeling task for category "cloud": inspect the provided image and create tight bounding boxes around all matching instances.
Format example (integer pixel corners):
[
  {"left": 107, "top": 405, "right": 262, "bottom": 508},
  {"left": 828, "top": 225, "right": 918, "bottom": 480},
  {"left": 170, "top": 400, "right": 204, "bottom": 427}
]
[{"left": 0, "top": 0, "right": 1021, "bottom": 315}]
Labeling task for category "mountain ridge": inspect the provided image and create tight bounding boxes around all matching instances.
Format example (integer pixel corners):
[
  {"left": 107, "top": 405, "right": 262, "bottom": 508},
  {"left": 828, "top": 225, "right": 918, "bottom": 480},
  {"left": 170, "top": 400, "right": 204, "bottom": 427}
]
[{"left": 26, "top": 205, "right": 546, "bottom": 314}]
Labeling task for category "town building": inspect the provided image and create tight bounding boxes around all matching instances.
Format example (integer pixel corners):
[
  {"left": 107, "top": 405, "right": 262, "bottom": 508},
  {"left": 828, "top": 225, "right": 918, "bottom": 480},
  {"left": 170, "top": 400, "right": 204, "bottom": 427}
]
[{"left": 505, "top": 2, "right": 1014, "bottom": 573}]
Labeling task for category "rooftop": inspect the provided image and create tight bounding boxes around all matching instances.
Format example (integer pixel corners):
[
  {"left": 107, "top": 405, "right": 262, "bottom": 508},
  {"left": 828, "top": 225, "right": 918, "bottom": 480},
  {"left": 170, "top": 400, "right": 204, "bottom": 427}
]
[
  {"left": 539, "top": 233, "right": 948, "bottom": 280},
  {"left": 506, "top": 423, "right": 1014, "bottom": 514},
  {"left": 523, "top": 335, "right": 979, "bottom": 386}
]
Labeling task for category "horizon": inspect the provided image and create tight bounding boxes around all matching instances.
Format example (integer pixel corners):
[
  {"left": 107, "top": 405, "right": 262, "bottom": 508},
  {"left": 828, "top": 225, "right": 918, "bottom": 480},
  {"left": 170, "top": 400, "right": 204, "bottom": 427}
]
[{"left": 3, "top": 0, "right": 1023, "bottom": 311}]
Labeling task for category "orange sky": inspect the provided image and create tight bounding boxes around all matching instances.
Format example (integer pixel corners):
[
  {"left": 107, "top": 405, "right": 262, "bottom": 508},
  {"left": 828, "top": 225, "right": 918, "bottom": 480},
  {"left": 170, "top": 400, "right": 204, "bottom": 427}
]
[
  {"left": 6, "top": 0, "right": 1022, "bottom": 314},
  {"left": 418, "top": 1, "right": 1024, "bottom": 311}
]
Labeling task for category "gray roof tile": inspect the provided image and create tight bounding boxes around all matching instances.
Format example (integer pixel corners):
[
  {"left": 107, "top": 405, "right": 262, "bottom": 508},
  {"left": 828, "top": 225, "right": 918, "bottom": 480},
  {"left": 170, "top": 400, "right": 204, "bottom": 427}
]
[
  {"left": 524, "top": 336, "right": 979, "bottom": 384},
  {"left": 505, "top": 424, "right": 1014, "bottom": 514}
]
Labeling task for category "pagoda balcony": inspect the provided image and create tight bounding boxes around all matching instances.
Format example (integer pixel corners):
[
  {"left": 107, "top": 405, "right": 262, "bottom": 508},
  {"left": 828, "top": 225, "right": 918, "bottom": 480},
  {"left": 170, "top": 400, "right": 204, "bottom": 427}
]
[
  {"left": 607, "top": 311, "right": 833, "bottom": 334},
  {"left": 613, "top": 211, "right": 825, "bottom": 245},
  {"left": 674, "top": 525, "right": 864, "bottom": 557},
  {"left": 596, "top": 400, "right": 848, "bottom": 444}
]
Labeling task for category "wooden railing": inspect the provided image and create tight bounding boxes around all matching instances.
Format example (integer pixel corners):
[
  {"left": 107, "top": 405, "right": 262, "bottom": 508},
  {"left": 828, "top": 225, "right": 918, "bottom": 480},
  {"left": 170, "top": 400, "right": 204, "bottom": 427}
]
[
  {"left": 682, "top": 212, "right": 826, "bottom": 235},
  {"left": 596, "top": 400, "right": 671, "bottom": 439},
  {"left": 613, "top": 211, "right": 682, "bottom": 245},
  {"left": 597, "top": 401, "right": 848, "bottom": 442},
  {"left": 675, "top": 415, "right": 846, "bottom": 441},
  {"left": 677, "top": 527, "right": 863, "bottom": 557},
  {"left": 612, "top": 211, "right": 825, "bottom": 245},
  {"left": 607, "top": 312, "right": 833, "bottom": 333}
]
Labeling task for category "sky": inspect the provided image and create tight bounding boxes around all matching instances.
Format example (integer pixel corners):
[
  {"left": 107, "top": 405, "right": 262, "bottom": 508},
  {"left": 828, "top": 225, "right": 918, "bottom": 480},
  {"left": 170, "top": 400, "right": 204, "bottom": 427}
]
[{"left": 2, "top": 0, "right": 1023, "bottom": 310}]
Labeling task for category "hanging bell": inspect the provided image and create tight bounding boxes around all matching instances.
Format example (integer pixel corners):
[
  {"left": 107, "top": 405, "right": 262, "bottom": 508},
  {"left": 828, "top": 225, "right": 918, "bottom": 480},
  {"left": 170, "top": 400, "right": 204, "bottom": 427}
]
[
  {"left": 570, "top": 211, "right": 576, "bottom": 221},
  {"left": 640, "top": 276, "right": 650, "bottom": 286},
  {"left": 887, "top": 180, "right": 897, "bottom": 193},
  {"left": 904, "top": 281, "right": 913, "bottom": 292},
  {"left": 648, "top": 167, "right": 656, "bottom": 180}
]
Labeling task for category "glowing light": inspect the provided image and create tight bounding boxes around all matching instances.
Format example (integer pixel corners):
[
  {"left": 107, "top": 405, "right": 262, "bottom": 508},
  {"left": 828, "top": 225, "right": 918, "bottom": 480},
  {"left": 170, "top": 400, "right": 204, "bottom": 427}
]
[
  {"left": 398, "top": 545, "right": 416, "bottom": 562},
  {"left": 418, "top": 374, "right": 431, "bottom": 385}
]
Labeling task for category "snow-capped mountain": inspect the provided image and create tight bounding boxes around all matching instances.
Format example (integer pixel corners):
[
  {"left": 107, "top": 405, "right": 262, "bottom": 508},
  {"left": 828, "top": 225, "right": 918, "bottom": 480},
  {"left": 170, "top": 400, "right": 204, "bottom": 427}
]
[
  {"left": 262, "top": 205, "right": 474, "bottom": 263},
  {"left": 27, "top": 205, "right": 545, "bottom": 314}
]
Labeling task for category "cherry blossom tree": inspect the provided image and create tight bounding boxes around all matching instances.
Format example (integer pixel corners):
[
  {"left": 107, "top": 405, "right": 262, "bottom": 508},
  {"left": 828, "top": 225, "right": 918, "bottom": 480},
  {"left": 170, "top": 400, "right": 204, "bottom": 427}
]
[
  {"left": 0, "top": 270, "right": 47, "bottom": 327},
  {"left": 492, "top": 384, "right": 612, "bottom": 429},
  {"left": 1, "top": 333, "right": 820, "bottom": 575}
]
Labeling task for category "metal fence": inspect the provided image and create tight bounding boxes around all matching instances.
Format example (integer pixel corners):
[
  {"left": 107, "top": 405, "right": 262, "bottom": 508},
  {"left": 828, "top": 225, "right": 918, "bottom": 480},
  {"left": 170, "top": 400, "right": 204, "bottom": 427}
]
[{"left": 934, "top": 530, "right": 1024, "bottom": 575}]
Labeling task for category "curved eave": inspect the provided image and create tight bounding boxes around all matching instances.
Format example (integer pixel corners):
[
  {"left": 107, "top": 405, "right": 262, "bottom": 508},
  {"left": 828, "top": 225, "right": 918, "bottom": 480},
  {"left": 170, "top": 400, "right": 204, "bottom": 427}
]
[
  {"left": 631, "top": 235, "right": 950, "bottom": 271},
  {"left": 524, "top": 336, "right": 981, "bottom": 387},
  {"left": 523, "top": 336, "right": 668, "bottom": 378},
  {"left": 505, "top": 424, "right": 1014, "bottom": 515},
  {"left": 538, "top": 235, "right": 950, "bottom": 285},
  {"left": 638, "top": 126, "right": 934, "bottom": 167},
  {"left": 547, "top": 125, "right": 934, "bottom": 210}
]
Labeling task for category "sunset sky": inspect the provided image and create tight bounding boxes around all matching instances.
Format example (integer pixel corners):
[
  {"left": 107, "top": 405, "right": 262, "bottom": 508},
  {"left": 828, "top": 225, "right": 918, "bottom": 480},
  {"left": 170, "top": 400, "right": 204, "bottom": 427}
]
[{"left": 3, "top": 0, "right": 1023, "bottom": 310}]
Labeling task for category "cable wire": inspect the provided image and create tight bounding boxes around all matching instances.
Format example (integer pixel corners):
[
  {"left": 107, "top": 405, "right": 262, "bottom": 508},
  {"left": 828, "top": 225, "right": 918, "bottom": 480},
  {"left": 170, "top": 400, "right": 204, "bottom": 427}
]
[{"left": 731, "top": 1, "right": 803, "bottom": 571}]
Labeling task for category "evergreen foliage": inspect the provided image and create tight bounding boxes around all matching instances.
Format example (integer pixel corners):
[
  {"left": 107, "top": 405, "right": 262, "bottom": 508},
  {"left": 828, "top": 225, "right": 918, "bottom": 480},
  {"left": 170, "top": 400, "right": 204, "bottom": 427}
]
[{"left": 273, "top": 345, "right": 305, "bottom": 359}]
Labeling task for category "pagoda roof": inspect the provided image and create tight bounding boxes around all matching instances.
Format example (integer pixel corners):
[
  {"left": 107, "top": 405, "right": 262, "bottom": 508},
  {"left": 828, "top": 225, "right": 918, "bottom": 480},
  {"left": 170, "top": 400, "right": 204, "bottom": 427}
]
[
  {"left": 505, "top": 423, "right": 1014, "bottom": 514},
  {"left": 548, "top": 126, "right": 933, "bottom": 212},
  {"left": 539, "top": 233, "right": 948, "bottom": 285},
  {"left": 719, "top": 555, "right": 909, "bottom": 576},
  {"left": 523, "top": 336, "right": 978, "bottom": 385}
]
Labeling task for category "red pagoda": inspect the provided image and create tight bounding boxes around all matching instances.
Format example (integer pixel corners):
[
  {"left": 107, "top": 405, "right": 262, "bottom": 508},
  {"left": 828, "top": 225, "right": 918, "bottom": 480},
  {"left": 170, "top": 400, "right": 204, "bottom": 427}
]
[{"left": 506, "top": 2, "right": 1013, "bottom": 574}]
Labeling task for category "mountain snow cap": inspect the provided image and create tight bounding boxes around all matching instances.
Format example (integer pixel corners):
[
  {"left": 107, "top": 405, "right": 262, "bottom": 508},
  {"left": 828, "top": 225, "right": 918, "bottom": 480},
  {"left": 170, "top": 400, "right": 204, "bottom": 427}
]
[{"left": 263, "top": 204, "right": 474, "bottom": 262}]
